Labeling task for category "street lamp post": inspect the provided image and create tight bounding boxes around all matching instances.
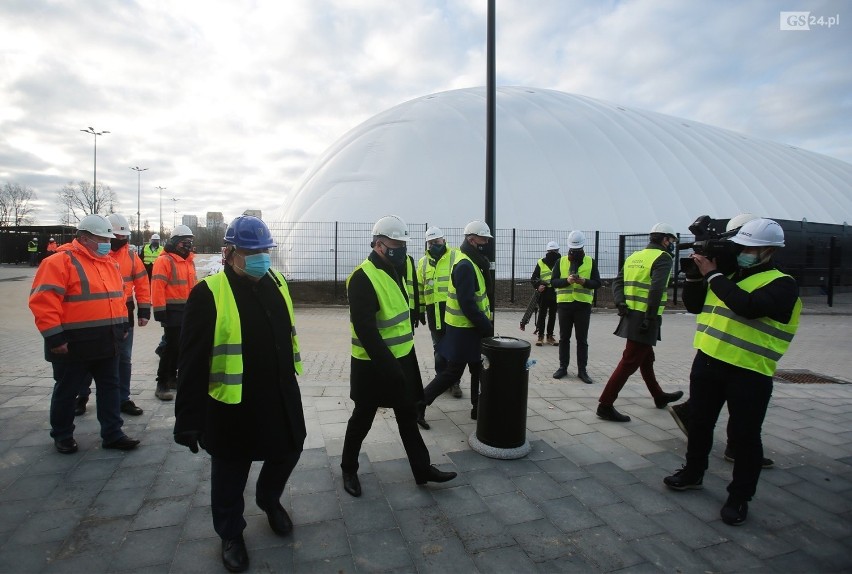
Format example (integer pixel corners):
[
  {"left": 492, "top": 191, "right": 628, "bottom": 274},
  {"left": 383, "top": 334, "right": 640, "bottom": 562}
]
[
  {"left": 80, "top": 127, "right": 109, "bottom": 211},
  {"left": 130, "top": 166, "right": 148, "bottom": 247},
  {"left": 155, "top": 186, "right": 167, "bottom": 236},
  {"left": 171, "top": 197, "right": 179, "bottom": 229}
]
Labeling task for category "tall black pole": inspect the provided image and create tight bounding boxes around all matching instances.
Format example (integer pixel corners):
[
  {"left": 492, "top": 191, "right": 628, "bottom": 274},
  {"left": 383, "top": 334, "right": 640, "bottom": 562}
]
[{"left": 485, "top": 0, "right": 496, "bottom": 308}]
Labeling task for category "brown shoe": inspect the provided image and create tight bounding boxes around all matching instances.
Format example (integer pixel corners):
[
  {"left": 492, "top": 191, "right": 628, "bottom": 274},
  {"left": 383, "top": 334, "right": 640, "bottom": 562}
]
[
  {"left": 547, "top": 335, "right": 558, "bottom": 346},
  {"left": 535, "top": 337, "right": 543, "bottom": 346}
]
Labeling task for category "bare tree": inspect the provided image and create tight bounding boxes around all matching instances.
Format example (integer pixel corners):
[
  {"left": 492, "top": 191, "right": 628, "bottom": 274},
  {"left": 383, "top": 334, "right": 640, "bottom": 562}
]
[
  {"left": 0, "top": 182, "right": 37, "bottom": 226},
  {"left": 57, "top": 180, "right": 118, "bottom": 223}
]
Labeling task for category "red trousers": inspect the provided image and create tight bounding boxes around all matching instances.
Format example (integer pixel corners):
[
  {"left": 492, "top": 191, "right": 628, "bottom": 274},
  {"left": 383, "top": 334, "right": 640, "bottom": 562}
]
[{"left": 599, "top": 339, "right": 664, "bottom": 406}]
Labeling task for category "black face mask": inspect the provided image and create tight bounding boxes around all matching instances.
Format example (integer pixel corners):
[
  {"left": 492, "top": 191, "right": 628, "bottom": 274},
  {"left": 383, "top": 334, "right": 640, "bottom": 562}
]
[
  {"left": 384, "top": 244, "right": 408, "bottom": 268},
  {"left": 150, "top": 241, "right": 159, "bottom": 248},
  {"left": 568, "top": 248, "right": 584, "bottom": 261},
  {"left": 110, "top": 238, "right": 128, "bottom": 251},
  {"left": 428, "top": 244, "right": 446, "bottom": 259},
  {"left": 476, "top": 243, "right": 486, "bottom": 254}
]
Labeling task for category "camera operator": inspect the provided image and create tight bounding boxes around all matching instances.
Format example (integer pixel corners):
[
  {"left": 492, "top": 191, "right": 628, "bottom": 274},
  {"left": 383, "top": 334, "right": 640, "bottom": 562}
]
[{"left": 663, "top": 218, "right": 801, "bottom": 526}]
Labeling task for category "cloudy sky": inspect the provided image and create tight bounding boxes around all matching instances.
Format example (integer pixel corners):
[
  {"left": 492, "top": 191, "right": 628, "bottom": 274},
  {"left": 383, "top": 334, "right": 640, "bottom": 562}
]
[{"left": 1, "top": 0, "right": 848, "bottom": 229}]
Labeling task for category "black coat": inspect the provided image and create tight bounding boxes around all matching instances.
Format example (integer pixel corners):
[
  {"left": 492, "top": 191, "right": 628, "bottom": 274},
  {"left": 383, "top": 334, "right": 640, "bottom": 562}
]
[
  {"left": 174, "top": 265, "right": 306, "bottom": 461},
  {"left": 611, "top": 242, "right": 673, "bottom": 346},
  {"left": 348, "top": 251, "right": 424, "bottom": 407}
]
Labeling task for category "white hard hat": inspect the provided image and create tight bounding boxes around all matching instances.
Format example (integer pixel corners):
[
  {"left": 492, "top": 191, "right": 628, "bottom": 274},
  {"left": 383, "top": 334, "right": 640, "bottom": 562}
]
[
  {"left": 567, "top": 230, "right": 586, "bottom": 249},
  {"left": 172, "top": 224, "right": 194, "bottom": 238},
  {"left": 151, "top": 234, "right": 161, "bottom": 240},
  {"left": 372, "top": 215, "right": 411, "bottom": 241},
  {"left": 49, "top": 237, "right": 55, "bottom": 242},
  {"left": 650, "top": 223, "right": 677, "bottom": 238},
  {"left": 107, "top": 213, "right": 131, "bottom": 237},
  {"left": 731, "top": 218, "right": 784, "bottom": 247},
  {"left": 463, "top": 220, "right": 492, "bottom": 238},
  {"left": 546, "top": 241, "right": 559, "bottom": 251},
  {"left": 726, "top": 213, "right": 759, "bottom": 232},
  {"left": 77, "top": 214, "right": 115, "bottom": 238},
  {"left": 424, "top": 227, "right": 445, "bottom": 242}
]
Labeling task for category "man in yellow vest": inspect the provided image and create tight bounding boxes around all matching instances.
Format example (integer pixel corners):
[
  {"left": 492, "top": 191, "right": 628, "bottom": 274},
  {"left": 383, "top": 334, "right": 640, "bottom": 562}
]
[
  {"left": 418, "top": 220, "right": 494, "bottom": 428},
  {"left": 531, "top": 241, "right": 560, "bottom": 346},
  {"left": 142, "top": 233, "right": 163, "bottom": 278},
  {"left": 597, "top": 223, "right": 684, "bottom": 422},
  {"left": 174, "top": 216, "right": 306, "bottom": 572},
  {"left": 341, "top": 215, "right": 457, "bottom": 498},
  {"left": 664, "top": 218, "right": 800, "bottom": 526},
  {"left": 551, "top": 231, "right": 601, "bottom": 384},
  {"left": 28, "top": 236, "right": 39, "bottom": 266}
]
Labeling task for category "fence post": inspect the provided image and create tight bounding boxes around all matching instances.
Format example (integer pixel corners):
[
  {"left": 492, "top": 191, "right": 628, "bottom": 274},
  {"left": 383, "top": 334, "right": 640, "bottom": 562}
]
[
  {"left": 334, "top": 222, "right": 339, "bottom": 301},
  {"left": 828, "top": 235, "right": 836, "bottom": 307},
  {"left": 593, "top": 230, "right": 600, "bottom": 307},
  {"left": 510, "top": 228, "right": 517, "bottom": 303}
]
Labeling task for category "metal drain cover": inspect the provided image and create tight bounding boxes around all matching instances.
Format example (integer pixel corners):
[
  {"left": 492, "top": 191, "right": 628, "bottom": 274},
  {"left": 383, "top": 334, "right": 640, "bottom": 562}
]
[{"left": 774, "top": 370, "right": 848, "bottom": 385}]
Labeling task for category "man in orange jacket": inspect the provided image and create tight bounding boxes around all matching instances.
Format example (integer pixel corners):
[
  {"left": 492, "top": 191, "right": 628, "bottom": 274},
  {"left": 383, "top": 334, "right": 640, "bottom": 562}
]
[
  {"left": 151, "top": 224, "right": 196, "bottom": 400},
  {"left": 29, "top": 214, "right": 140, "bottom": 454},
  {"left": 76, "top": 214, "right": 152, "bottom": 416}
]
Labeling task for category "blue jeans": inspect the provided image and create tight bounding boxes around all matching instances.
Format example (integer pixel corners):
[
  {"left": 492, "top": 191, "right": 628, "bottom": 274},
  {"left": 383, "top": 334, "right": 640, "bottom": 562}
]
[
  {"left": 80, "top": 326, "right": 134, "bottom": 402},
  {"left": 51, "top": 357, "right": 124, "bottom": 443}
]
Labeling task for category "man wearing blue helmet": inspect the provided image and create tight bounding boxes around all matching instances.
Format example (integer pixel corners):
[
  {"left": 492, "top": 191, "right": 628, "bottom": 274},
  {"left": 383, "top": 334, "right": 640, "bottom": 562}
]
[{"left": 174, "top": 215, "right": 306, "bottom": 573}]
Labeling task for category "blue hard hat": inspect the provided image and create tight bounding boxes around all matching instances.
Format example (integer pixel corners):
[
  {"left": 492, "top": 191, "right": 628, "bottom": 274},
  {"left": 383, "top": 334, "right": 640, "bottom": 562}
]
[{"left": 224, "top": 216, "right": 277, "bottom": 249}]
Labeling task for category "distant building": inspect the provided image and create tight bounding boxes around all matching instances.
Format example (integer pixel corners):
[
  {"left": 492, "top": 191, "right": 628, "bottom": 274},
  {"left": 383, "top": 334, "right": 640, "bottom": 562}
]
[
  {"left": 206, "top": 212, "right": 225, "bottom": 230},
  {"left": 243, "top": 209, "right": 262, "bottom": 219},
  {"left": 182, "top": 214, "right": 198, "bottom": 232}
]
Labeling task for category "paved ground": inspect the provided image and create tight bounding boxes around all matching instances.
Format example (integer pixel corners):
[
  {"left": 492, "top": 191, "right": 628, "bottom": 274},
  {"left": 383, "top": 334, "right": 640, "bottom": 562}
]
[{"left": 1, "top": 263, "right": 850, "bottom": 573}]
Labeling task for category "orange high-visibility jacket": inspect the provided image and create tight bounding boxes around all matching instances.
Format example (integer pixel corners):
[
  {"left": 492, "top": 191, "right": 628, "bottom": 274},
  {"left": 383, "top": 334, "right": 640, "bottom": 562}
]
[
  {"left": 29, "top": 239, "right": 127, "bottom": 361},
  {"left": 111, "top": 243, "right": 152, "bottom": 322},
  {"left": 151, "top": 251, "right": 196, "bottom": 325}
]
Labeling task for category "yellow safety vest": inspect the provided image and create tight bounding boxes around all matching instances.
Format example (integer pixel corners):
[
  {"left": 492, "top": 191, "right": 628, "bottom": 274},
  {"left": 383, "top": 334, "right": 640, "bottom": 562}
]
[
  {"left": 537, "top": 259, "right": 553, "bottom": 287},
  {"left": 417, "top": 248, "right": 457, "bottom": 330},
  {"left": 694, "top": 270, "right": 801, "bottom": 376},
  {"left": 623, "top": 249, "right": 671, "bottom": 316},
  {"left": 27, "top": 241, "right": 38, "bottom": 253},
  {"left": 405, "top": 256, "right": 416, "bottom": 312},
  {"left": 348, "top": 259, "right": 414, "bottom": 360},
  {"left": 555, "top": 255, "right": 594, "bottom": 303},
  {"left": 143, "top": 244, "right": 163, "bottom": 264},
  {"left": 445, "top": 253, "right": 492, "bottom": 328},
  {"left": 203, "top": 269, "right": 302, "bottom": 405}
]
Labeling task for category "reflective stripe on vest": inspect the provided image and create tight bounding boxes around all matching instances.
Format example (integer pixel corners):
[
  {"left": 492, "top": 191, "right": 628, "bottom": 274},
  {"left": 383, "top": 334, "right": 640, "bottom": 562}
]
[
  {"left": 623, "top": 249, "right": 670, "bottom": 316},
  {"left": 445, "top": 253, "right": 491, "bottom": 328},
  {"left": 555, "top": 255, "right": 593, "bottom": 303},
  {"left": 348, "top": 259, "right": 414, "bottom": 360},
  {"left": 405, "top": 256, "right": 415, "bottom": 311},
  {"left": 418, "top": 248, "right": 457, "bottom": 330},
  {"left": 203, "top": 270, "right": 303, "bottom": 404},
  {"left": 694, "top": 270, "right": 801, "bottom": 376},
  {"left": 537, "top": 259, "right": 553, "bottom": 287}
]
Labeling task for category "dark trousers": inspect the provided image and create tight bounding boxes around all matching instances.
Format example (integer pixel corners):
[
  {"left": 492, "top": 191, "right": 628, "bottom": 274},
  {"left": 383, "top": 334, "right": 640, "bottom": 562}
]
[
  {"left": 557, "top": 302, "right": 591, "bottom": 371},
  {"left": 424, "top": 359, "right": 482, "bottom": 407},
  {"left": 211, "top": 450, "right": 302, "bottom": 540},
  {"left": 685, "top": 351, "right": 772, "bottom": 501},
  {"left": 81, "top": 326, "right": 134, "bottom": 403},
  {"left": 144, "top": 263, "right": 153, "bottom": 279},
  {"left": 599, "top": 339, "right": 663, "bottom": 406},
  {"left": 341, "top": 402, "right": 430, "bottom": 481},
  {"left": 430, "top": 330, "right": 448, "bottom": 375},
  {"left": 535, "top": 289, "right": 557, "bottom": 336},
  {"left": 50, "top": 357, "right": 124, "bottom": 443},
  {"left": 156, "top": 325, "right": 181, "bottom": 384}
]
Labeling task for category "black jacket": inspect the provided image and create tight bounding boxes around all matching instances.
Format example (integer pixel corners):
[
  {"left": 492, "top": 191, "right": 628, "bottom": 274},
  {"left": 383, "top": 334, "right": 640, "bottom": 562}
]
[
  {"left": 348, "top": 251, "right": 424, "bottom": 407},
  {"left": 612, "top": 242, "right": 673, "bottom": 345},
  {"left": 174, "top": 265, "right": 306, "bottom": 461}
]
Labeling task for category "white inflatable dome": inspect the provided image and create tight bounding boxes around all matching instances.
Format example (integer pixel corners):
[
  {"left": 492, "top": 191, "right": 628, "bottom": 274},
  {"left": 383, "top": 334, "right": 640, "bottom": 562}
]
[{"left": 282, "top": 86, "right": 852, "bottom": 232}]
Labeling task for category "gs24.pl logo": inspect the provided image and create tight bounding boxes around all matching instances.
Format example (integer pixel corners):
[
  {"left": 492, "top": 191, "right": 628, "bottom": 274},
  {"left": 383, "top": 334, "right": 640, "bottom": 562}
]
[{"left": 780, "top": 11, "right": 840, "bottom": 30}]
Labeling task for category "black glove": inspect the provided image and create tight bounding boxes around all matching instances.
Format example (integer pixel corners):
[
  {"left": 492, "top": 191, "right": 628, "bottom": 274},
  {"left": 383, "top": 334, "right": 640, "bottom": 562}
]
[
  {"left": 617, "top": 303, "right": 629, "bottom": 317},
  {"left": 174, "top": 430, "right": 203, "bottom": 454},
  {"left": 639, "top": 317, "right": 656, "bottom": 334}
]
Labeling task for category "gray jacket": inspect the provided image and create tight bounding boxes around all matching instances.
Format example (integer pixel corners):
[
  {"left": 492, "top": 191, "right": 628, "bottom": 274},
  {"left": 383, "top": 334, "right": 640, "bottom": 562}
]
[{"left": 611, "top": 242, "right": 673, "bottom": 346}]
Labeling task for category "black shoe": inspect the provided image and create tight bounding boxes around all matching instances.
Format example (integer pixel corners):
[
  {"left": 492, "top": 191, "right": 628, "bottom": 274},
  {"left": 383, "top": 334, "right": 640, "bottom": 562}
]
[
  {"left": 342, "top": 472, "right": 362, "bottom": 497},
  {"left": 552, "top": 367, "right": 567, "bottom": 379},
  {"left": 155, "top": 383, "right": 174, "bottom": 401},
  {"left": 221, "top": 536, "right": 249, "bottom": 573},
  {"left": 74, "top": 396, "right": 88, "bottom": 416},
  {"left": 168, "top": 377, "right": 178, "bottom": 390},
  {"left": 578, "top": 371, "right": 594, "bottom": 385},
  {"left": 257, "top": 500, "right": 293, "bottom": 536},
  {"left": 154, "top": 344, "right": 164, "bottom": 357},
  {"left": 120, "top": 400, "right": 144, "bottom": 416},
  {"left": 663, "top": 466, "right": 704, "bottom": 490},
  {"left": 416, "top": 465, "right": 457, "bottom": 485},
  {"left": 416, "top": 401, "right": 430, "bottom": 430},
  {"left": 723, "top": 447, "right": 775, "bottom": 469},
  {"left": 720, "top": 495, "right": 748, "bottom": 526},
  {"left": 669, "top": 402, "right": 690, "bottom": 437},
  {"left": 654, "top": 390, "right": 684, "bottom": 409},
  {"left": 451, "top": 384, "right": 462, "bottom": 398},
  {"left": 54, "top": 437, "right": 78, "bottom": 454},
  {"left": 103, "top": 435, "right": 140, "bottom": 450},
  {"left": 470, "top": 405, "right": 478, "bottom": 420},
  {"left": 596, "top": 404, "right": 630, "bottom": 422}
]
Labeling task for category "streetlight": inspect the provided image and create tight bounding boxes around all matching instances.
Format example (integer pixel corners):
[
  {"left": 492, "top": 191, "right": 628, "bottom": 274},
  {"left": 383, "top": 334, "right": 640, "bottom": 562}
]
[
  {"left": 155, "top": 186, "right": 167, "bottom": 236},
  {"left": 80, "top": 127, "right": 109, "bottom": 211},
  {"left": 171, "top": 197, "right": 179, "bottom": 229},
  {"left": 130, "top": 166, "right": 148, "bottom": 246}
]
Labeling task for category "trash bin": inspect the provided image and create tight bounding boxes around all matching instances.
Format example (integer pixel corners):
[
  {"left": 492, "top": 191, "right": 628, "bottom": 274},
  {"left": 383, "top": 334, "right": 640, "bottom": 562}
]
[{"left": 470, "top": 336, "right": 532, "bottom": 458}]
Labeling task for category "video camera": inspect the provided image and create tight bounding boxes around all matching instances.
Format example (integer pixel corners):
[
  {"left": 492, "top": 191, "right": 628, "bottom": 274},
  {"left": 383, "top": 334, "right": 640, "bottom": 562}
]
[{"left": 679, "top": 215, "right": 740, "bottom": 276}]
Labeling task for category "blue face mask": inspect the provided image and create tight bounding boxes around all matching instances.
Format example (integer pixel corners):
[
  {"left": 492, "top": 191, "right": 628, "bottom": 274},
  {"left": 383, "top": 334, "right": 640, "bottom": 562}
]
[
  {"left": 736, "top": 252, "right": 760, "bottom": 268},
  {"left": 96, "top": 242, "right": 111, "bottom": 256},
  {"left": 242, "top": 253, "right": 271, "bottom": 278},
  {"left": 384, "top": 245, "right": 408, "bottom": 268},
  {"left": 428, "top": 244, "right": 446, "bottom": 259}
]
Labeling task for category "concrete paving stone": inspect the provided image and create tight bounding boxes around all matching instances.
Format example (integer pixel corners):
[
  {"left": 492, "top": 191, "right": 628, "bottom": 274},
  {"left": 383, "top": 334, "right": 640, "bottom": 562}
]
[
  {"left": 449, "top": 510, "right": 516, "bottom": 553},
  {"left": 289, "top": 518, "right": 350, "bottom": 564},
  {"left": 63, "top": 456, "right": 122, "bottom": 483},
  {"left": 532, "top": 457, "right": 589, "bottom": 483},
  {"left": 393, "top": 504, "right": 453, "bottom": 543},
  {"left": 0, "top": 471, "right": 62, "bottom": 502},
  {"left": 512, "top": 471, "right": 569, "bottom": 502},
  {"left": 40, "top": 477, "right": 106, "bottom": 511},
  {"left": 447, "top": 448, "right": 499, "bottom": 472},
  {"left": 101, "top": 463, "right": 160, "bottom": 492},
  {"left": 159, "top": 449, "right": 207, "bottom": 474},
  {"left": 541, "top": 495, "right": 604, "bottom": 534},
  {"left": 557, "top": 442, "right": 609, "bottom": 466},
  {"left": 563, "top": 476, "right": 622, "bottom": 508},
  {"left": 583, "top": 461, "right": 643, "bottom": 488},
  {"left": 485, "top": 489, "right": 549, "bottom": 525},
  {"left": 382, "top": 480, "right": 436, "bottom": 510},
  {"left": 41, "top": 550, "right": 113, "bottom": 574},
  {"left": 9, "top": 506, "right": 86, "bottom": 546},
  {"left": 508, "top": 518, "right": 579, "bottom": 562},
  {"left": 526, "top": 439, "right": 563, "bottom": 461},
  {"left": 496, "top": 457, "right": 542, "bottom": 477},
  {"left": 290, "top": 491, "right": 342, "bottom": 525},
  {"left": 783, "top": 479, "right": 852, "bottom": 514},
  {"left": 371, "top": 457, "right": 416, "bottom": 485},
  {"left": 787, "top": 463, "right": 852, "bottom": 493},
  {"left": 759, "top": 466, "right": 806, "bottom": 488},
  {"left": 130, "top": 495, "right": 191, "bottom": 531},
  {"left": 617, "top": 481, "right": 680, "bottom": 516},
  {"left": 147, "top": 469, "right": 202, "bottom": 500},
  {"left": 294, "top": 446, "right": 330, "bottom": 470},
  {"left": 630, "top": 532, "right": 717, "bottom": 572},
  {"left": 245, "top": 540, "right": 296, "bottom": 571},
  {"left": 87, "top": 486, "right": 147, "bottom": 519},
  {"left": 433, "top": 484, "right": 489, "bottom": 518},
  {"left": 167, "top": 537, "right": 225, "bottom": 574},
  {"left": 762, "top": 548, "right": 839, "bottom": 573},
  {"left": 554, "top": 418, "right": 596, "bottom": 436},
  {"left": 472, "top": 543, "right": 539, "bottom": 574},
  {"left": 115, "top": 442, "right": 170, "bottom": 468},
  {"left": 340, "top": 497, "right": 396, "bottom": 535},
  {"left": 293, "top": 554, "right": 357, "bottom": 574},
  {"left": 777, "top": 522, "right": 852, "bottom": 571},
  {"left": 755, "top": 481, "right": 850, "bottom": 537},
  {"left": 567, "top": 524, "right": 646, "bottom": 571},
  {"left": 0, "top": 498, "right": 32, "bottom": 534},
  {"left": 594, "top": 501, "right": 666, "bottom": 540},
  {"left": 288, "top": 466, "right": 335, "bottom": 496},
  {"left": 0, "top": 540, "right": 60, "bottom": 574},
  {"left": 55, "top": 516, "right": 131, "bottom": 559},
  {"left": 181, "top": 505, "right": 217, "bottom": 541},
  {"left": 650, "top": 508, "right": 729, "bottom": 549},
  {"left": 109, "top": 525, "right": 181, "bottom": 571},
  {"left": 350, "top": 527, "right": 414, "bottom": 572},
  {"left": 410, "top": 536, "right": 477, "bottom": 574},
  {"left": 191, "top": 477, "right": 212, "bottom": 508},
  {"left": 466, "top": 467, "right": 519, "bottom": 497},
  {"left": 24, "top": 450, "right": 81, "bottom": 476}
]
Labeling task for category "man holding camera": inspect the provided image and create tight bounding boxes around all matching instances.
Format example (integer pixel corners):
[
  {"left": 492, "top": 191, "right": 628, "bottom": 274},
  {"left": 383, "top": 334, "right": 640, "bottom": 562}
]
[
  {"left": 664, "top": 218, "right": 801, "bottom": 526},
  {"left": 596, "top": 223, "right": 683, "bottom": 422}
]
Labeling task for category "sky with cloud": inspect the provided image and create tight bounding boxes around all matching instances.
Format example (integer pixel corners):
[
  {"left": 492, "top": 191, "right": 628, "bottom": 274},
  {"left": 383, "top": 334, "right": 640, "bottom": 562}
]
[{"left": 0, "top": 0, "right": 848, "bottom": 229}]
